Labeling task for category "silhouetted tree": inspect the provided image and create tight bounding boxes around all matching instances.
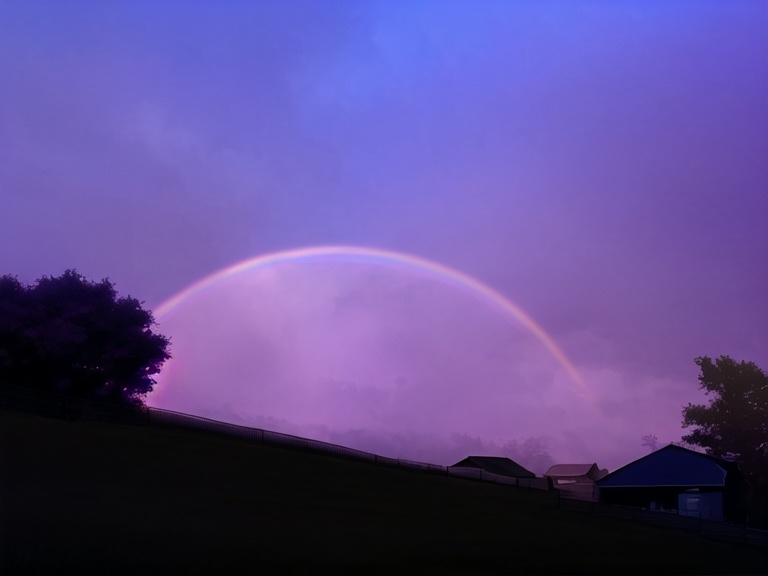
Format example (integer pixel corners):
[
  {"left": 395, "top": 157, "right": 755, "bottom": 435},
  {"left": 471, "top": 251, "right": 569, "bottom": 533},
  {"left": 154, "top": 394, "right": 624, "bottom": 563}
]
[
  {"left": 0, "top": 270, "right": 170, "bottom": 405},
  {"left": 682, "top": 356, "right": 767, "bottom": 486}
]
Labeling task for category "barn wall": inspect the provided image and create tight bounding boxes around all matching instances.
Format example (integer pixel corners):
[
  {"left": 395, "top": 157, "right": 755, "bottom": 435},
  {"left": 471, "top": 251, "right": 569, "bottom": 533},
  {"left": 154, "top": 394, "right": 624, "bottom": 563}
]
[
  {"left": 598, "top": 487, "right": 681, "bottom": 511},
  {"left": 678, "top": 491, "right": 723, "bottom": 520}
]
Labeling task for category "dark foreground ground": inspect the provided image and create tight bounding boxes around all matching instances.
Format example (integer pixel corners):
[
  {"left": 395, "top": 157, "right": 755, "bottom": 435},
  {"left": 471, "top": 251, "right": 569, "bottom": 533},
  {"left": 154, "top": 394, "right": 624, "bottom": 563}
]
[{"left": 1, "top": 408, "right": 766, "bottom": 575}]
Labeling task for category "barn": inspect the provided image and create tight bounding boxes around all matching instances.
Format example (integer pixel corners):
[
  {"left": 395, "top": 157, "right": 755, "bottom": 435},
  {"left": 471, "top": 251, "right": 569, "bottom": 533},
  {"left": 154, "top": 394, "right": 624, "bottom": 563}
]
[
  {"left": 596, "top": 445, "right": 748, "bottom": 522},
  {"left": 544, "top": 463, "right": 608, "bottom": 501},
  {"left": 449, "top": 456, "right": 535, "bottom": 478}
]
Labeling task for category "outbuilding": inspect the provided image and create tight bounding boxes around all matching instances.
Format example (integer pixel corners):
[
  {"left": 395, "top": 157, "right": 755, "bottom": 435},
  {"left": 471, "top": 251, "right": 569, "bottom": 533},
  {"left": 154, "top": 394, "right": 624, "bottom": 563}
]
[
  {"left": 596, "top": 445, "right": 748, "bottom": 522},
  {"left": 544, "top": 463, "right": 608, "bottom": 501},
  {"left": 449, "top": 456, "right": 536, "bottom": 478}
]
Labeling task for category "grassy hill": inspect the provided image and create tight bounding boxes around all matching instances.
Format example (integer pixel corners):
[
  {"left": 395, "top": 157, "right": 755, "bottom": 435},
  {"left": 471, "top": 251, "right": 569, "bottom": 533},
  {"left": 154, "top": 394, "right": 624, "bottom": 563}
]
[{"left": 1, "top": 408, "right": 766, "bottom": 575}]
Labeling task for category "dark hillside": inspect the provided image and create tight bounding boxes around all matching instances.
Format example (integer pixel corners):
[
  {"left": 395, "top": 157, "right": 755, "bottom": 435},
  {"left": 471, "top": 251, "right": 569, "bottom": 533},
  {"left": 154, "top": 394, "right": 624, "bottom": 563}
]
[{"left": 1, "top": 409, "right": 766, "bottom": 575}]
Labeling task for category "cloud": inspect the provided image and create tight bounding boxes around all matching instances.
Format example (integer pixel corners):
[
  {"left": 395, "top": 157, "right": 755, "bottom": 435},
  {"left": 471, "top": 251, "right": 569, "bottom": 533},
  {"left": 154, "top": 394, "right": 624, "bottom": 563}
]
[
  {"left": 1, "top": 2, "right": 765, "bottom": 474},
  {"left": 146, "top": 255, "right": 695, "bottom": 471}
]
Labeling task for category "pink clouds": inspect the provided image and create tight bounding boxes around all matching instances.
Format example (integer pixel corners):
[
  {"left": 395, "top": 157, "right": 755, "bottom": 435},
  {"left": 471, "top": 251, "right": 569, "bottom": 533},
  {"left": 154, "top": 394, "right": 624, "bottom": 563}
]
[{"left": 148, "top": 250, "right": 696, "bottom": 470}]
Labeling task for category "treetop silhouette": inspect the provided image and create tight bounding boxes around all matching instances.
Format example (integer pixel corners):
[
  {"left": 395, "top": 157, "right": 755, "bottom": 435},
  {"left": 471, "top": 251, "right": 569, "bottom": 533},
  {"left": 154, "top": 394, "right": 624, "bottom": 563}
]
[
  {"left": 682, "top": 355, "right": 767, "bottom": 486},
  {"left": 0, "top": 269, "right": 170, "bottom": 405}
]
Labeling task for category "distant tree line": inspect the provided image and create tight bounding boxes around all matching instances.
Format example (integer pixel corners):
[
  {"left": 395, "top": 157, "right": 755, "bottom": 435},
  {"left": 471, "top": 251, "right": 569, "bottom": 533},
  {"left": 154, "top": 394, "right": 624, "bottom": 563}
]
[{"left": 0, "top": 270, "right": 170, "bottom": 406}]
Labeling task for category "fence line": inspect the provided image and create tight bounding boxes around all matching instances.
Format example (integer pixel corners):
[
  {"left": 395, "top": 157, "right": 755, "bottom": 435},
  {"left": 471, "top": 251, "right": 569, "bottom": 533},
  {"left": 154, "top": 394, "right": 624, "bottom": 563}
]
[
  {"left": 446, "top": 466, "right": 549, "bottom": 490},
  {"left": 2, "top": 383, "right": 765, "bottom": 547},
  {"left": 0, "top": 383, "right": 544, "bottom": 487},
  {"left": 555, "top": 497, "right": 768, "bottom": 548},
  {"left": 146, "top": 407, "right": 378, "bottom": 463}
]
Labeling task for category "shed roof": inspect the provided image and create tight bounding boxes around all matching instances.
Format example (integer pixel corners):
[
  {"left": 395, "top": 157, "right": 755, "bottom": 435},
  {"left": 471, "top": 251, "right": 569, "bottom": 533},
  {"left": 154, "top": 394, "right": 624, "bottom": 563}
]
[
  {"left": 449, "top": 456, "right": 536, "bottom": 478},
  {"left": 545, "top": 463, "right": 598, "bottom": 477},
  {"left": 596, "top": 445, "right": 737, "bottom": 488}
]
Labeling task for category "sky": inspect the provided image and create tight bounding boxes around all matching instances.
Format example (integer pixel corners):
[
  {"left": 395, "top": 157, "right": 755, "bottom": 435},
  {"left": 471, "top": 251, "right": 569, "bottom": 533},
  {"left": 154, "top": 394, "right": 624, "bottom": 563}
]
[{"left": 1, "top": 0, "right": 766, "bottom": 472}]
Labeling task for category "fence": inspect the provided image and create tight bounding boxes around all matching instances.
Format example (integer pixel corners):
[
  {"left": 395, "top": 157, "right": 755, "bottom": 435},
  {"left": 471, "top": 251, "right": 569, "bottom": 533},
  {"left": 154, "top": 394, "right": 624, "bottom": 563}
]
[
  {"left": 0, "top": 383, "right": 544, "bottom": 487},
  {"left": 447, "top": 466, "right": 550, "bottom": 490},
  {"left": 146, "top": 407, "right": 380, "bottom": 463},
  {"left": 2, "top": 383, "right": 766, "bottom": 548},
  {"left": 555, "top": 499, "right": 768, "bottom": 548}
]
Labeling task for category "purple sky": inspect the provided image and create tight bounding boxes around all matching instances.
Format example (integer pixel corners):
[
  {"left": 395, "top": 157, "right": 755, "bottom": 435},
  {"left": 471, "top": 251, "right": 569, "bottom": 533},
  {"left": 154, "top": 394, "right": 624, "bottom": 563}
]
[{"left": 2, "top": 1, "right": 766, "bottom": 472}]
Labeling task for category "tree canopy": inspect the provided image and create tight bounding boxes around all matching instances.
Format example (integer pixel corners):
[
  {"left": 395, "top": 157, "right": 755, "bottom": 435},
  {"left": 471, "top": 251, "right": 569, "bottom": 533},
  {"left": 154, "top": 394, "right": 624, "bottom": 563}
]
[
  {"left": 682, "top": 355, "right": 768, "bottom": 486},
  {"left": 0, "top": 270, "right": 170, "bottom": 405}
]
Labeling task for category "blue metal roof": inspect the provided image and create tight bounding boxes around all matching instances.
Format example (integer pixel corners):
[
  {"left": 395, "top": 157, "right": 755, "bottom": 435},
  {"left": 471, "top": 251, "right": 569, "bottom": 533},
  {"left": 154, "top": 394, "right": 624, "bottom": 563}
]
[{"left": 597, "top": 445, "right": 729, "bottom": 488}]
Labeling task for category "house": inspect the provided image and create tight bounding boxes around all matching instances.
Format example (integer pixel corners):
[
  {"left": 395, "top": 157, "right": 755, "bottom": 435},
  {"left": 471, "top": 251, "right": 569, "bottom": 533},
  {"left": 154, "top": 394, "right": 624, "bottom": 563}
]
[
  {"left": 449, "top": 456, "right": 535, "bottom": 478},
  {"left": 544, "top": 463, "right": 608, "bottom": 501},
  {"left": 595, "top": 445, "right": 748, "bottom": 522}
]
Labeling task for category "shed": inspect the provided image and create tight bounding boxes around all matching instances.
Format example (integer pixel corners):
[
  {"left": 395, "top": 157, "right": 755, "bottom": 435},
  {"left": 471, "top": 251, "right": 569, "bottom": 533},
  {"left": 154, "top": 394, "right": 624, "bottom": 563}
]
[
  {"left": 596, "top": 445, "right": 748, "bottom": 522},
  {"left": 544, "top": 463, "right": 608, "bottom": 501},
  {"left": 449, "top": 456, "right": 535, "bottom": 479}
]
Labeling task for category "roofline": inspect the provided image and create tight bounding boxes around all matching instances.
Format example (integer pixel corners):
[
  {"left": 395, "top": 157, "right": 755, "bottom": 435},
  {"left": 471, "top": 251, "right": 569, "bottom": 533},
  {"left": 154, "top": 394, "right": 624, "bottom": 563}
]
[
  {"left": 451, "top": 456, "right": 536, "bottom": 477},
  {"left": 544, "top": 463, "right": 600, "bottom": 475},
  {"left": 598, "top": 444, "right": 732, "bottom": 484}
]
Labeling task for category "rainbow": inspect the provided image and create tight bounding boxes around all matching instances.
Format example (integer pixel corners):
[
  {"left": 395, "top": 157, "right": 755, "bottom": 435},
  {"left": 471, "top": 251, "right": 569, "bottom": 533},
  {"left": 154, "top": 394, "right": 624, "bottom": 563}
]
[{"left": 156, "top": 246, "right": 589, "bottom": 398}]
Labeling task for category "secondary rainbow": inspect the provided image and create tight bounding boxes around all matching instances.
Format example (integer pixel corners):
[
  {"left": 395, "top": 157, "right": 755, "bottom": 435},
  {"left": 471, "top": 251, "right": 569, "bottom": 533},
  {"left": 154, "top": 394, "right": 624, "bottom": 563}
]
[{"left": 156, "top": 245, "right": 589, "bottom": 398}]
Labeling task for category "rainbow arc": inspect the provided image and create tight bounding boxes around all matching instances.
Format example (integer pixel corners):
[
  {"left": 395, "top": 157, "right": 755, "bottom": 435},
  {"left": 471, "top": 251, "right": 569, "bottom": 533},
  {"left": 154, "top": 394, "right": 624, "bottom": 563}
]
[{"left": 156, "top": 245, "right": 589, "bottom": 399}]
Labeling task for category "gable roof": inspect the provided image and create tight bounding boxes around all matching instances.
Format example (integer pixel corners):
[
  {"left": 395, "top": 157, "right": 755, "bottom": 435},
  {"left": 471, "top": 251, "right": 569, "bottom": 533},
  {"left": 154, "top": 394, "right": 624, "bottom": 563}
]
[
  {"left": 596, "top": 445, "right": 738, "bottom": 488},
  {"left": 449, "top": 456, "right": 536, "bottom": 478},
  {"left": 545, "top": 463, "right": 606, "bottom": 479}
]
